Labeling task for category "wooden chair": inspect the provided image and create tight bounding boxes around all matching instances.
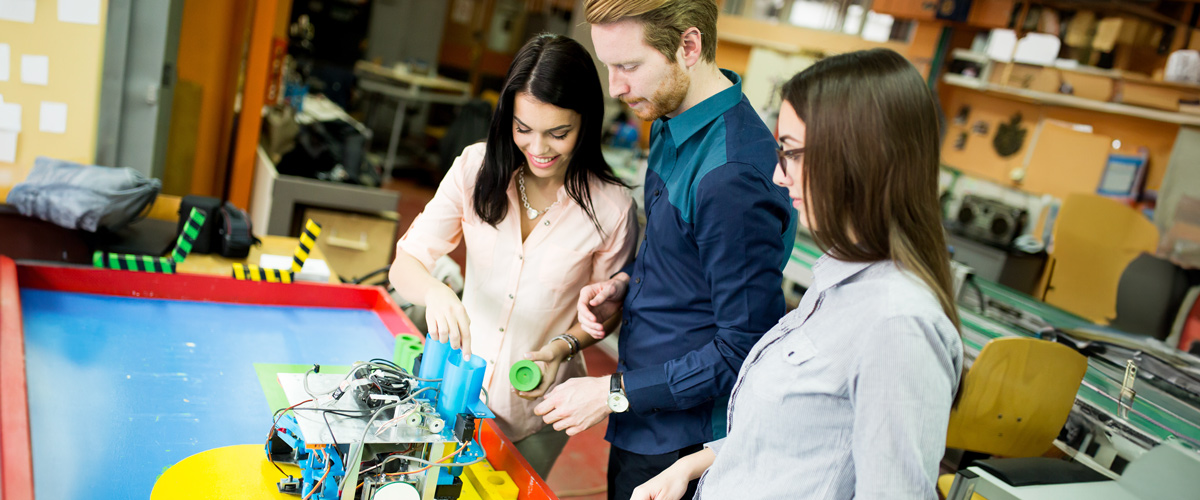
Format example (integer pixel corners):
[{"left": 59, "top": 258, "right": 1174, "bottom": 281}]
[
  {"left": 937, "top": 337, "right": 1089, "bottom": 499},
  {"left": 1043, "top": 194, "right": 1159, "bottom": 324}
]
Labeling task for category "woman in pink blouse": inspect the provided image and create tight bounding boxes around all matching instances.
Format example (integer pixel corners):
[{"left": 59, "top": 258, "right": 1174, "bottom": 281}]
[{"left": 388, "top": 34, "right": 639, "bottom": 477}]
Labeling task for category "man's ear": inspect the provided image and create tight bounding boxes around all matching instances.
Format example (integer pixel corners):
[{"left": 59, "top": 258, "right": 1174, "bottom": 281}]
[{"left": 679, "top": 27, "right": 703, "bottom": 69}]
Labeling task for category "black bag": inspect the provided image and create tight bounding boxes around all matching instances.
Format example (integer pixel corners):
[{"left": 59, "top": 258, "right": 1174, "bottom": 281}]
[
  {"left": 176, "top": 196, "right": 259, "bottom": 257},
  {"left": 215, "top": 202, "right": 260, "bottom": 258}
]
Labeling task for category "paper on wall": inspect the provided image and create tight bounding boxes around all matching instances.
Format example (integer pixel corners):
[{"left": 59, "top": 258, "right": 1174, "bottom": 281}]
[
  {"left": 39, "top": 101, "right": 67, "bottom": 133},
  {"left": 0, "top": 131, "right": 17, "bottom": 163},
  {"left": 0, "top": 44, "right": 9, "bottom": 82},
  {"left": 58, "top": 0, "right": 101, "bottom": 25},
  {"left": 0, "top": 0, "right": 37, "bottom": 24},
  {"left": 0, "top": 102, "right": 21, "bottom": 132},
  {"left": 21, "top": 55, "right": 49, "bottom": 86}
]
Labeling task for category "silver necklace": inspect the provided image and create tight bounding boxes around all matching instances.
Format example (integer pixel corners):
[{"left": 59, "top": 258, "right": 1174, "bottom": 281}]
[{"left": 518, "top": 168, "right": 560, "bottom": 220}]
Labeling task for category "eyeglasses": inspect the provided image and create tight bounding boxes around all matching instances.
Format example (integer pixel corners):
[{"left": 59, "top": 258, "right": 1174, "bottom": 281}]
[{"left": 776, "top": 143, "right": 804, "bottom": 179}]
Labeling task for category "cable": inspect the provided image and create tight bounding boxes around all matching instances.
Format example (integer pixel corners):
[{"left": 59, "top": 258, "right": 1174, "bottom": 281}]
[
  {"left": 265, "top": 399, "right": 314, "bottom": 478},
  {"left": 301, "top": 448, "right": 332, "bottom": 500}
]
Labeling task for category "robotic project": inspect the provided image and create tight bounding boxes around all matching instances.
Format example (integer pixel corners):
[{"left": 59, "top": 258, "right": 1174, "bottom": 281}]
[{"left": 265, "top": 335, "right": 494, "bottom": 500}]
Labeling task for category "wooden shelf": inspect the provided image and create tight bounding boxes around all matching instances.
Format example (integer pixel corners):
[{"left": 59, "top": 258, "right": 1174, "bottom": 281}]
[{"left": 943, "top": 74, "right": 1200, "bottom": 126}]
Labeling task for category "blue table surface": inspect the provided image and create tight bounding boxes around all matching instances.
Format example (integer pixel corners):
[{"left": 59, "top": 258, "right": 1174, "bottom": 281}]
[{"left": 20, "top": 289, "right": 396, "bottom": 500}]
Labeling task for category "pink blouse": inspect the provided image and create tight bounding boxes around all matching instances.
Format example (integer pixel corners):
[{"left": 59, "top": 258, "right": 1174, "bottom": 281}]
[{"left": 395, "top": 143, "right": 638, "bottom": 441}]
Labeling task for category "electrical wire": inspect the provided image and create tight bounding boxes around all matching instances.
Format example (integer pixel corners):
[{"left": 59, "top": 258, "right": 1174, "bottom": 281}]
[
  {"left": 265, "top": 398, "right": 314, "bottom": 478},
  {"left": 301, "top": 448, "right": 332, "bottom": 500}
]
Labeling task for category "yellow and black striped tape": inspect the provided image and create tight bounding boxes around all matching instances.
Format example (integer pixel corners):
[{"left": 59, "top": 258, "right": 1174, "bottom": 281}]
[
  {"left": 231, "top": 263, "right": 294, "bottom": 283},
  {"left": 292, "top": 219, "right": 323, "bottom": 273}
]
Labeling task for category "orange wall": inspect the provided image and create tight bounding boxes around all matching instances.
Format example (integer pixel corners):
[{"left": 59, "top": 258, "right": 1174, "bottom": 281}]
[{"left": 176, "top": 0, "right": 251, "bottom": 198}]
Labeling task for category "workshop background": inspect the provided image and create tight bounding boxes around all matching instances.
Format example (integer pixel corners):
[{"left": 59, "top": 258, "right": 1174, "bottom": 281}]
[{"left": 4, "top": 1, "right": 1200, "bottom": 499}]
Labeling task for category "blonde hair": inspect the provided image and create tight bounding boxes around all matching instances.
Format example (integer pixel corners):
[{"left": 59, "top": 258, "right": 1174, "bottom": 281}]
[{"left": 584, "top": 0, "right": 718, "bottom": 64}]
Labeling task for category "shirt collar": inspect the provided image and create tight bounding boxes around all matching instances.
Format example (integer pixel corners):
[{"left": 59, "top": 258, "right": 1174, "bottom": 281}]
[
  {"left": 662, "top": 69, "right": 744, "bottom": 149},
  {"left": 810, "top": 254, "right": 877, "bottom": 294}
]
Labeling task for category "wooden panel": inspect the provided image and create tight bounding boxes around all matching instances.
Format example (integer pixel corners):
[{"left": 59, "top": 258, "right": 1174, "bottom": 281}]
[
  {"left": 717, "top": 14, "right": 909, "bottom": 56},
  {"left": 228, "top": 0, "right": 281, "bottom": 209},
  {"left": 872, "top": 0, "right": 937, "bottom": 21},
  {"left": 940, "top": 86, "right": 1042, "bottom": 186},
  {"left": 162, "top": 80, "right": 202, "bottom": 197},
  {"left": 1020, "top": 122, "right": 1112, "bottom": 200},
  {"left": 715, "top": 39, "right": 752, "bottom": 77},
  {"left": 939, "top": 84, "right": 1180, "bottom": 193},
  {"left": 1045, "top": 194, "right": 1159, "bottom": 323},
  {"left": 177, "top": 0, "right": 250, "bottom": 198},
  {"left": 968, "top": 0, "right": 1015, "bottom": 29}
]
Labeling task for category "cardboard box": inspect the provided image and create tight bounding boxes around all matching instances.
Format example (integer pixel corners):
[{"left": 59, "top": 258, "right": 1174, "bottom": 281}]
[
  {"left": 990, "top": 62, "right": 1061, "bottom": 94},
  {"left": 302, "top": 207, "right": 400, "bottom": 282},
  {"left": 1059, "top": 67, "right": 1116, "bottom": 101}
]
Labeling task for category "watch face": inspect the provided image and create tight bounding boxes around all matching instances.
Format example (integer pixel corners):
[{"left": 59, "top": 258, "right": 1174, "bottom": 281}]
[{"left": 607, "top": 393, "right": 629, "bottom": 413}]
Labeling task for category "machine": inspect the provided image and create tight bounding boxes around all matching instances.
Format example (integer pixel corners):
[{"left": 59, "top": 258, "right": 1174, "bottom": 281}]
[{"left": 265, "top": 335, "right": 493, "bottom": 500}]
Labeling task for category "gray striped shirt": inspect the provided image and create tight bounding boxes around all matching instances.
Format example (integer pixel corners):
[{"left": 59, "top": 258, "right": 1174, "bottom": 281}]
[{"left": 696, "top": 256, "right": 962, "bottom": 499}]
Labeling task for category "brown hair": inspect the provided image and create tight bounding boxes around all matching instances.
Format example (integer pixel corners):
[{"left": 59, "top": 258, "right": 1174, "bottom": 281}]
[
  {"left": 584, "top": 0, "right": 718, "bottom": 64},
  {"left": 782, "top": 48, "right": 960, "bottom": 330}
]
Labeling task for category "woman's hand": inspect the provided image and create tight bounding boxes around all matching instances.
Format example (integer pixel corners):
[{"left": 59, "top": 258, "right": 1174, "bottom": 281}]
[
  {"left": 515, "top": 339, "right": 570, "bottom": 399},
  {"left": 630, "top": 462, "right": 694, "bottom": 500},
  {"left": 631, "top": 448, "right": 716, "bottom": 500},
  {"left": 577, "top": 274, "right": 630, "bottom": 339},
  {"left": 424, "top": 283, "right": 473, "bottom": 358}
]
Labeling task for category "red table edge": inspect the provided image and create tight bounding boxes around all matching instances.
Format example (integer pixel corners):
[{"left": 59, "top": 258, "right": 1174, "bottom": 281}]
[{"left": 0, "top": 257, "right": 556, "bottom": 500}]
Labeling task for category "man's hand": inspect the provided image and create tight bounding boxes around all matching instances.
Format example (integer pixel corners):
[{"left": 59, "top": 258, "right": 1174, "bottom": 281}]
[
  {"left": 515, "top": 340, "right": 570, "bottom": 399},
  {"left": 577, "top": 274, "right": 630, "bottom": 339},
  {"left": 533, "top": 375, "right": 612, "bottom": 436},
  {"left": 424, "top": 283, "right": 472, "bottom": 358}
]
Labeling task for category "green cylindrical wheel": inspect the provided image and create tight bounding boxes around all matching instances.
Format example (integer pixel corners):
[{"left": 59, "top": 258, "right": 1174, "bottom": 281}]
[{"left": 509, "top": 359, "right": 542, "bottom": 392}]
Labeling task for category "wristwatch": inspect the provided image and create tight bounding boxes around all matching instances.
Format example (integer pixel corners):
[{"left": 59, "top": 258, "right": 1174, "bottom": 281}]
[{"left": 608, "top": 372, "right": 629, "bottom": 413}]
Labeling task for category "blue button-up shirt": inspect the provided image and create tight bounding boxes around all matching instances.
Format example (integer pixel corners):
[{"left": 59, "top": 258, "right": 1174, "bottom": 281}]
[{"left": 607, "top": 70, "right": 796, "bottom": 454}]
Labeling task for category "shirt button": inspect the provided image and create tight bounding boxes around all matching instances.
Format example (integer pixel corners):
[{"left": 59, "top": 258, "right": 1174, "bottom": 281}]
[
  {"left": 622, "top": 318, "right": 629, "bottom": 326},
  {"left": 499, "top": 327, "right": 505, "bottom": 332},
  {"left": 508, "top": 294, "right": 514, "bottom": 299},
  {"left": 518, "top": 255, "right": 523, "bottom": 260},
  {"left": 543, "top": 220, "right": 550, "bottom": 226},
  {"left": 654, "top": 189, "right": 660, "bottom": 196},
  {"left": 634, "top": 277, "right": 641, "bottom": 284}
]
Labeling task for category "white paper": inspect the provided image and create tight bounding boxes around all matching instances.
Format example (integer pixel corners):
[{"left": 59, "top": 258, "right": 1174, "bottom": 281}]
[
  {"left": 39, "top": 101, "right": 67, "bottom": 133},
  {"left": 21, "top": 55, "right": 49, "bottom": 86},
  {"left": 58, "top": 0, "right": 101, "bottom": 25},
  {"left": 0, "top": 102, "right": 22, "bottom": 132},
  {"left": 0, "top": 44, "right": 9, "bottom": 82},
  {"left": 0, "top": 131, "right": 17, "bottom": 163},
  {"left": 0, "top": 0, "right": 37, "bottom": 24}
]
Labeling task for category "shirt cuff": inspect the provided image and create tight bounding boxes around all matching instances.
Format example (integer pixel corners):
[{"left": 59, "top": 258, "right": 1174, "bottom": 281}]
[
  {"left": 622, "top": 364, "right": 674, "bottom": 415},
  {"left": 704, "top": 437, "right": 726, "bottom": 456}
]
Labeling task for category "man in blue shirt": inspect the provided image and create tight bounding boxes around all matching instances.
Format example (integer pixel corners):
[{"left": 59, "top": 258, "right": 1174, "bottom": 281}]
[{"left": 532, "top": 1, "right": 795, "bottom": 498}]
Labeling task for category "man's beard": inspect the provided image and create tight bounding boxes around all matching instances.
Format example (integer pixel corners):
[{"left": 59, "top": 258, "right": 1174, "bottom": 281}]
[{"left": 623, "top": 64, "right": 690, "bottom": 121}]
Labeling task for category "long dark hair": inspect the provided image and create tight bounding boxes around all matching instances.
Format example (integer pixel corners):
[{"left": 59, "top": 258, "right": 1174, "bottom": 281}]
[
  {"left": 782, "top": 48, "right": 960, "bottom": 329},
  {"left": 473, "top": 33, "right": 627, "bottom": 233}
]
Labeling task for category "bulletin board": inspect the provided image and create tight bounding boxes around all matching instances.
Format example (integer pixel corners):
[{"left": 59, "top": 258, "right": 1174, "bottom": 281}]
[{"left": 0, "top": 0, "right": 108, "bottom": 189}]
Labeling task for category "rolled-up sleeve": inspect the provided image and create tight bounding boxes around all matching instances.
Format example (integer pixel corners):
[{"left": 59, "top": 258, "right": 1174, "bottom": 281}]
[
  {"left": 591, "top": 200, "right": 639, "bottom": 283},
  {"left": 623, "top": 163, "right": 791, "bottom": 413},
  {"left": 395, "top": 147, "right": 476, "bottom": 271},
  {"left": 851, "top": 315, "right": 959, "bottom": 499}
]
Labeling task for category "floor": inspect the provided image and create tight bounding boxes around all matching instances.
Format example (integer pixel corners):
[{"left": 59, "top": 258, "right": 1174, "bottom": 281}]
[{"left": 382, "top": 175, "right": 612, "bottom": 500}]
